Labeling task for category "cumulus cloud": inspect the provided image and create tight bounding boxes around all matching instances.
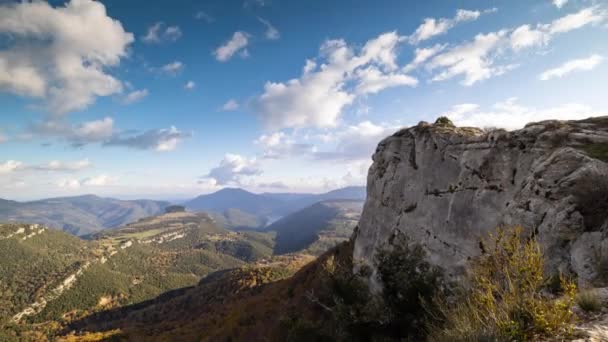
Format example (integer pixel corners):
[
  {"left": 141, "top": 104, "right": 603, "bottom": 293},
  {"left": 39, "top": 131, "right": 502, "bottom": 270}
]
[
  {"left": 252, "top": 32, "right": 417, "bottom": 130},
  {"left": 408, "top": 9, "right": 485, "bottom": 44},
  {"left": 553, "top": 0, "right": 568, "bottom": 9},
  {"left": 0, "top": 0, "right": 134, "bottom": 114},
  {"left": 221, "top": 99, "right": 239, "bottom": 111},
  {"left": 57, "top": 178, "right": 81, "bottom": 189},
  {"left": 82, "top": 174, "right": 115, "bottom": 186},
  {"left": 0, "top": 160, "right": 23, "bottom": 174},
  {"left": 184, "top": 81, "right": 196, "bottom": 90},
  {"left": 254, "top": 132, "right": 315, "bottom": 159},
  {"left": 539, "top": 54, "right": 603, "bottom": 80},
  {"left": 122, "top": 89, "right": 149, "bottom": 104},
  {"left": 30, "top": 117, "right": 115, "bottom": 147},
  {"left": 403, "top": 44, "right": 446, "bottom": 72},
  {"left": 105, "top": 126, "right": 191, "bottom": 152},
  {"left": 57, "top": 174, "right": 115, "bottom": 188},
  {"left": 313, "top": 121, "right": 398, "bottom": 161},
  {"left": 160, "top": 61, "right": 184, "bottom": 75},
  {"left": 510, "top": 7, "right": 606, "bottom": 51},
  {"left": 441, "top": 98, "right": 602, "bottom": 130},
  {"left": 34, "top": 159, "right": 92, "bottom": 172},
  {"left": 29, "top": 117, "right": 189, "bottom": 151},
  {"left": 214, "top": 31, "right": 250, "bottom": 62},
  {"left": 203, "top": 154, "right": 262, "bottom": 185},
  {"left": 425, "top": 7, "right": 606, "bottom": 86},
  {"left": 258, "top": 17, "right": 280, "bottom": 40},
  {"left": 142, "top": 22, "right": 182, "bottom": 43},
  {"left": 428, "top": 30, "right": 514, "bottom": 86}
]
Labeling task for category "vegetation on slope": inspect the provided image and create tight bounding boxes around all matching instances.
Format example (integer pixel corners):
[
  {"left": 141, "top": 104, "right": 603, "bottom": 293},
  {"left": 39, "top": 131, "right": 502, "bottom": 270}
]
[
  {"left": 0, "top": 212, "right": 276, "bottom": 340},
  {"left": 0, "top": 224, "right": 94, "bottom": 324},
  {"left": 267, "top": 200, "right": 362, "bottom": 255},
  {"left": 62, "top": 227, "right": 581, "bottom": 342}
]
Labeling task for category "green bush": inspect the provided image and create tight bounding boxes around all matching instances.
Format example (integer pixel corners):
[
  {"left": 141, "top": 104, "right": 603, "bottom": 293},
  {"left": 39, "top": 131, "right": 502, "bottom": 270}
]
[
  {"left": 434, "top": 116, "right": 455, "bottom": 127},
  {"left": 307, "top": 235, "right": 446, "bottom": 341}
]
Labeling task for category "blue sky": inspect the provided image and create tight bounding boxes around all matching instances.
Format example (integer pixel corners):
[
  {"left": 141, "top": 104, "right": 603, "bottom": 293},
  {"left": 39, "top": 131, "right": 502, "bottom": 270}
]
[{"left": 0, "top": 0, "right": 606, "bottom": 200}]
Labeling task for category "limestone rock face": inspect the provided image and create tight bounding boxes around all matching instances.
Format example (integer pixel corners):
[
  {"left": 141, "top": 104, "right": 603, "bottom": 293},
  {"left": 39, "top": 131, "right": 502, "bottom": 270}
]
[{"left": 353, "top": 117, "right": 608, "bottom": 288}]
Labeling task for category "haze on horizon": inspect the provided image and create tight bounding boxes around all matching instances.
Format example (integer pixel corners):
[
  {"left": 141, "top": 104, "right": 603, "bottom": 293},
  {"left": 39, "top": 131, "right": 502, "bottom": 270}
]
[{"left": 0, "top": 0, "right": 607, "bottom": 201}]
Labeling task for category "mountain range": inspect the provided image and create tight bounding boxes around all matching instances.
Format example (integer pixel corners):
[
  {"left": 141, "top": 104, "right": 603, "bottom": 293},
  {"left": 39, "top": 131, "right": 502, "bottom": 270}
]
[
  {"left": 184, "top": 186, "right": 366, "bottom": 228},
  {"left": 0, "top": 195, "right": 169, "bottom": 236},
  {"left": 0, "top": 186, "right": 366, "bottom": 236}
]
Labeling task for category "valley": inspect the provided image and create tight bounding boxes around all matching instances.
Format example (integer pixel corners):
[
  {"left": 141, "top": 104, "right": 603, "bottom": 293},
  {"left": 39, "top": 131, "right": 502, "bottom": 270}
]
[{"left": 0, "top": 190, "right": 365, "bottom": 340}]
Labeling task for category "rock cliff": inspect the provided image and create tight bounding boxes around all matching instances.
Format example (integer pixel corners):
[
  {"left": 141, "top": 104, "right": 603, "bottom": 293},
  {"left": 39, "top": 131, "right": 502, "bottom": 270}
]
[{"left": 353, "top": 116, "right": 608, "bottom": 289}]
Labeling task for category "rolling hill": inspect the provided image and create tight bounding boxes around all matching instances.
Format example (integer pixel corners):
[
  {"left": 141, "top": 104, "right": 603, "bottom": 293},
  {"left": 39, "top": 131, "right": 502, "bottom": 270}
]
[
  {"left": 185, "top": 186, "right": 366, "bottom": 230},
  {"left": 0, "top": 195, "right": 169, "bottom": 236},
  {"left": 266, "top": 200, "right": 363, "bottom": 255},
  {"left": 0, "top": 212, "right": 275, "bottom": 338},
  {"left": 184, "top": 188, "right": 283, "bottom": 217}
]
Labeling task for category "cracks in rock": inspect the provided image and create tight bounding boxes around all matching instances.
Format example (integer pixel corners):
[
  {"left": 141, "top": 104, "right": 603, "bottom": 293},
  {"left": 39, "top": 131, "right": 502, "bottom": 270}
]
[
  {"left": 403, "top": 203, "right": 417, "bottom": 213},
  {"left": 425, "top": 184, "right": 480, "bottom": 197},
  {"left": 422, "top": 227, "right": 468, "bottom": 258},
  {"left": 408, "top": 131, "right": 419, "bottom": 170},
  {"left": 511, "top": 168, "right": 517, "bottom": 185}
]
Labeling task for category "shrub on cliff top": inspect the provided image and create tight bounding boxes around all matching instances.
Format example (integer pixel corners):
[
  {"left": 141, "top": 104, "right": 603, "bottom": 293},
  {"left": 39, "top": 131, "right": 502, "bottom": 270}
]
[{"left": 434, "top": 116, "right": 455, "bottom": 127}]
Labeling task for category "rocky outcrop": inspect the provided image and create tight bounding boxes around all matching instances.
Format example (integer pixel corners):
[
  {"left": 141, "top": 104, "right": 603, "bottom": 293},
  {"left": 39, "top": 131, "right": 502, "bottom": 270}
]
[{"left": 353, "top": 116, "right": 608, "bottom": 289}]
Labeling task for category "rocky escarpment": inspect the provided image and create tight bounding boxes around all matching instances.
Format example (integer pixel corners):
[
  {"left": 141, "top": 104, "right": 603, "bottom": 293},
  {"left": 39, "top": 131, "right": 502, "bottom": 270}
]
[{"left": 353, "top": 116, "right": 608, "bottom": 289}]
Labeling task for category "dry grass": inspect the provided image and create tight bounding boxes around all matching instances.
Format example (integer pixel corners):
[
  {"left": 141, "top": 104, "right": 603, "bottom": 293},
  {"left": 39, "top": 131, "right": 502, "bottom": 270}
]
[
  {"left": 430, "top": 227, "right": 577, "bottom": 341},
  {"left": 577, "top": 290, "right": 602, "bottom": 313}
]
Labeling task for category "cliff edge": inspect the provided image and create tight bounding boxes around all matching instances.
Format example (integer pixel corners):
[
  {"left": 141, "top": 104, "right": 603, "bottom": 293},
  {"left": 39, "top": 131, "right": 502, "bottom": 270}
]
[{"left": 354, "top": 116, "right": 608, "bottom": 288}]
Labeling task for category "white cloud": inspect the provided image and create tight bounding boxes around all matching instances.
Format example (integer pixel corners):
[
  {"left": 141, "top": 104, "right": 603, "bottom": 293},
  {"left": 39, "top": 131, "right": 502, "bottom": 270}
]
[
  {"left": 408, "top": 9, "right": 484, "bottom": 44},
  {"left": 160, "top": 61, "right": 184, "bottom": 75},
  {"left": 539, "top": 54, "right": 603, "bottom": 80},
  {"left": 122, "top": 89, "right": 149, "bottom": 104},
  {"left": 31, "top": 117, "right": 115, "bottom": 147},
  {"left": 35, "top": 159, "right": 92, "bottom": 172},
  {"left": 510, "top": 7, "right": 606, "bottom": 51},
  {"left": 105, "top": 126, "right": 190, "bottom": 152},
  {"left": 204, "top": 154, "right": 262, "bottom": 185},
  {"left": 509, "top": 25, "right": 549, "bottom": 51},
  {"left": 442, "top": 98, "right": 602, "bottom": 130},
  {"left": 56, "top": 174, "right": 115, "bottom": 189},
  {"left": 428, "top": 30, "right": 511, "bottom": 86},
  {"left": 258, "top": 17, "right": 280, "bottom": 40},
  {"left": 427, "top": 7, "right": 606, "bottom": 86},
  {"left": 553, "top": 0, "right": 568, "bottom": 9},
  {"left": 73, "top": 117, "right": 115, "bottom": 143},
  {"left": 142, "top": 22, "right": 182, "bottom": 43},
  {"left": 221, "top": 99, "right": 239, "bottom": 111},
  {"left": 184, "top": 81, "right": 196, "bottom": 90},
  {"left": 30, "top": 117, "right": 189, "bottom": 151},
  {"left": 354, "top": 66, "right": 417, "bottom": 94},
  {"left": 194, "top": 11, "right": 214, "bottom": 23},
  {"left": 403, "top": 44, "right": 446, "bottom": 72},
  {"left": 313, "top": 121, "right": 398, "bottom": 161},
  {"left": 254, "top": 132, "right": 314, "bottom": 159},
  {"left": 253, "top": 32, "right": 417, "bottom": 130},
  {"left": 0, "top": 160, "right": 23, "bottom": 174},
  {"left": 57, "top": 178, "right": 81, "bottom": 189},
  {"left": 214, "top": 31, "right": 250, "bottom": 62},
  {"left": 82, "top": 174, "right": 115, "bottom": 186},
  {"left": 0, "top": 0, "right": 134, "bottom": 114}
]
